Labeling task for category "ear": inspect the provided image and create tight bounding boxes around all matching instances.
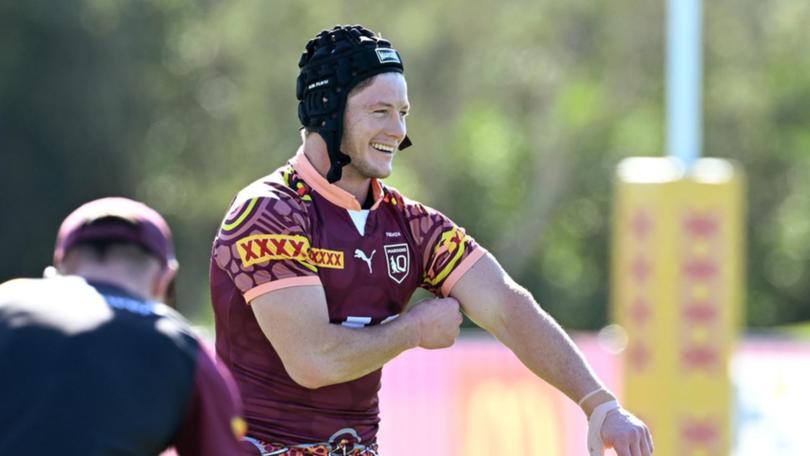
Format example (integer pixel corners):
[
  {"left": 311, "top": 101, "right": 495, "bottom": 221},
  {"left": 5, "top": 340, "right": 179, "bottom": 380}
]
[{"left": 151, "top": 259, "right": 178, "bottom": 305}]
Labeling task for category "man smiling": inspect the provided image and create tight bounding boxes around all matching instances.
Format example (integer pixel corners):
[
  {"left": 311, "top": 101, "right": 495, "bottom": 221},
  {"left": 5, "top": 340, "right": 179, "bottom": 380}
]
[{"left": 210, "top": 25, "right": 653, "bottom": 456}]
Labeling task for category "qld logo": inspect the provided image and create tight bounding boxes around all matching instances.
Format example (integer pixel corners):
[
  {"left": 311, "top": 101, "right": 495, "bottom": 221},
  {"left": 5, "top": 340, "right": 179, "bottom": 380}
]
[{"left": 384, "top": 243, "right": 410, "bottom": 284}]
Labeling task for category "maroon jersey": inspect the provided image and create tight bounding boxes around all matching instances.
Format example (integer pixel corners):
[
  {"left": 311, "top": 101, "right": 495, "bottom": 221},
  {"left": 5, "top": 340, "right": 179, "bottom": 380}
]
[{"left": 210, "top": 148, "right": 484, "bottom": 445}]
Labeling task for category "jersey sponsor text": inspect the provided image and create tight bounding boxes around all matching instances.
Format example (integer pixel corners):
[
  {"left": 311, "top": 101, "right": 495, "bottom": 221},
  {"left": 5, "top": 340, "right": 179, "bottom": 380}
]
[
  {"left": 309, "top": 248, "right": 344, "bottom": 269},
  {"left": 237, "top": 234, "right": 310, "bottom": 267}
]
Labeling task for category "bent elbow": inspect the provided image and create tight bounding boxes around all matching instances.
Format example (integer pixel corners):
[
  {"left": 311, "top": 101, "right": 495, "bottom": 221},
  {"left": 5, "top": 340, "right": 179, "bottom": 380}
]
[
  {"left": 290, "top": 374, "right": 324, "bottom": 390},
  {"left": 285, "top": 362, "right": 332, "bottom": 390}
]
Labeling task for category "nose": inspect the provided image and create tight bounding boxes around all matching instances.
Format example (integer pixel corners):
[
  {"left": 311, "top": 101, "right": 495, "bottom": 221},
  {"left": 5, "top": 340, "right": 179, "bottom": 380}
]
[{"left": 386, "top": 112, "right": 407, "bottom": 144}]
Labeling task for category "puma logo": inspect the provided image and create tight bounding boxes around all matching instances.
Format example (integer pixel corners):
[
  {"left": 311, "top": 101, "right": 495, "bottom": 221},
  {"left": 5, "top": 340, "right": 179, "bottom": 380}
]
[{"left": 354, "top": 248, "right": 376, "bottom": 274}]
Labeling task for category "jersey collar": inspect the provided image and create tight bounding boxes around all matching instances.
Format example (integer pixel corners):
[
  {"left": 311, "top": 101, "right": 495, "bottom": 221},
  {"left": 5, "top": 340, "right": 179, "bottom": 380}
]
[
  {"left": 291, "top": 147, "right": 384, "bottom": 211},
  {"left": 86, "top": 279, "right": 147, "bottom": 302}
]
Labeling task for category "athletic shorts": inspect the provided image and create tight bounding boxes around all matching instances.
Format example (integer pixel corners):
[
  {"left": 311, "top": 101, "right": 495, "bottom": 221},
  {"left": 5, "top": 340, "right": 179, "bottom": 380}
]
[{"left": 241, "top": 436, "right": 379, "bottom": 456}]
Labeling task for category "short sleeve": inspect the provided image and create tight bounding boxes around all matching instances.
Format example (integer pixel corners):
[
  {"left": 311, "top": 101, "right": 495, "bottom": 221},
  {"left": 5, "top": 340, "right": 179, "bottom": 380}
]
[
  {"left": 407, "top": 201, "right": 486, "bottom": 297},
  {"left": 211, "top": 194, "right": 322, "bottom": 303}
]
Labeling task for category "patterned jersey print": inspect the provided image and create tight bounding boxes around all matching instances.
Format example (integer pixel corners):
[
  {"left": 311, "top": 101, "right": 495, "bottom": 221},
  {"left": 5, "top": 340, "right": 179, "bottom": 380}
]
[{"left": 210, "top": 148, "right": 484, "bottom": 445}]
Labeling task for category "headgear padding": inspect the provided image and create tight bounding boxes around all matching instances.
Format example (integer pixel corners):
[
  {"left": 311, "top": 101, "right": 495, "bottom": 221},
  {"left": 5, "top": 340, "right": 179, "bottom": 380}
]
[{"left": 297, "top": 25, "right": 412, "bottom": 183}]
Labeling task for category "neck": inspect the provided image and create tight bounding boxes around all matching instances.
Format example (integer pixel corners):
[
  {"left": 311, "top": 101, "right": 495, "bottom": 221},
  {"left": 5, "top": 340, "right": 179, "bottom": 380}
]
[
  {"left": 68, "top": 263, "right": 154, "bottom": 301},
  {"left": 302, "top": 136, "right": 371, "bottom": 206}
]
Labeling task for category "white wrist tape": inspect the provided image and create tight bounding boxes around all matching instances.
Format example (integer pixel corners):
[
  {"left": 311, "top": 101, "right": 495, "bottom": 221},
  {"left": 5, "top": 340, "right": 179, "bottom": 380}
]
[
  {"left": 587, "top": 399, "right": 620, "bottom": 456},
  {"left": 577, "top": 387, "right": 606, "bottom": 407}
]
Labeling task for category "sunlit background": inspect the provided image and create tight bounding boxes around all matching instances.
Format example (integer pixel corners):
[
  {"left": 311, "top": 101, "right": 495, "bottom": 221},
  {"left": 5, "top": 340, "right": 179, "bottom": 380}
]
[{"left": 2, "top": 1, "right": 809, "bottom": 454}]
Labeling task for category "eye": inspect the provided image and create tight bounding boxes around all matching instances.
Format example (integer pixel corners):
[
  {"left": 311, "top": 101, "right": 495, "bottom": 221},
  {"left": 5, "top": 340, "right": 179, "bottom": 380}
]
[{"left": 399, "top": 110, "right": 409, "bottom": 118}]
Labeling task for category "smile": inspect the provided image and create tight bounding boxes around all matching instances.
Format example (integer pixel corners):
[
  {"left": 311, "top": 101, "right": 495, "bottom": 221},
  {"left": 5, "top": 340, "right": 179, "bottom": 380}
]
[{"left": 371, "top": 142, "right": 395, "bottom": 154}]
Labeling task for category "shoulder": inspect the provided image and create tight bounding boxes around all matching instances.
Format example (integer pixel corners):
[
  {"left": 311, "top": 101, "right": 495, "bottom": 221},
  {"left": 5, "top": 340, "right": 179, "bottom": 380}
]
[
  {"left": 98, "top": 291, "right": 200, "bottom": 362},
  {"left": 0, "top": 276, "right": 97, "bottom": 309},
  {"left": 380, "top": 185, "right": 425, "bottom": 216},
  {"left": 380, "top": 185, "right": 478, "bottom": 263},
  {"left": 381, "top": 184, "right": 457, "bottom": 226},
  {"left": 0, "top": 278, "right": 39, "bottom": 310},
  {"left": 235, "top": 161, "right": 311, "bottom": 205},
  {"left": 0, "top": 277, "right": 35, "bottom": 300},
  {"left": 217, "top": 161, "right": 313, "bottom": 240},
  {"left": 0, "top": 277, "right": 185, "bottom": 338}
]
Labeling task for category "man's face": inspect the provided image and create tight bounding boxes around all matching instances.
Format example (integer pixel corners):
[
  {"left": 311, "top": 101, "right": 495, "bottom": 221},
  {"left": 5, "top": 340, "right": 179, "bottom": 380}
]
[{"left": 340, "top": 72, "right": 410, "bottom": 180}]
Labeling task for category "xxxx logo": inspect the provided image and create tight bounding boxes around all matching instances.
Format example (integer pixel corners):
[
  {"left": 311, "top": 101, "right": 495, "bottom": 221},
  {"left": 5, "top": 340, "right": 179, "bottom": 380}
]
[
  {"left": 237, "top": 234, "right": 310, "bottom": 267},
  {"left": 309, "top": 248, "right": 344, "bottom": 269}
]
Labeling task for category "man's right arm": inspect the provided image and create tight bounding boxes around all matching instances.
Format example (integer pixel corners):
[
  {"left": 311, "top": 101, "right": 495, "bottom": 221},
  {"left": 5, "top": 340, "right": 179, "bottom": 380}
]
[{"left": 251, "top": 285, "right": 462, "bottom": 389}]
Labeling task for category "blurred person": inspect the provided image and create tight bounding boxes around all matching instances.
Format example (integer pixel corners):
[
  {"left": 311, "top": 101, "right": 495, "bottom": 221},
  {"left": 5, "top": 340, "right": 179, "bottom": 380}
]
[
  {"left": 210, "top": 25, "right": 653, "bottom": 456},
  {"left": 0, "top": 197, "right": 245, "bottom": 456}
]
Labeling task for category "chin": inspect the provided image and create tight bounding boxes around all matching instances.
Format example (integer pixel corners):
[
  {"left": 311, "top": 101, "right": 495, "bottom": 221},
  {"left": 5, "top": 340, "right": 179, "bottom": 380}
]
[
  {"left": 356, "top": 160, "right": 393, "bottom": 179},
  {"left": 374, "top": 165, "right": 393, "bottom": 179},
  {"left": 361, "top": 170, "right": 391, "bottom": 180}
]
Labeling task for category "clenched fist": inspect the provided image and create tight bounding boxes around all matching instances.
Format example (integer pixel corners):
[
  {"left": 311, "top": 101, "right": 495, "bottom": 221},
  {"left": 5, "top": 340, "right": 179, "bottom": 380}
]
[{"left": 406, "top": 297, "right": 463, "bottom": 349}]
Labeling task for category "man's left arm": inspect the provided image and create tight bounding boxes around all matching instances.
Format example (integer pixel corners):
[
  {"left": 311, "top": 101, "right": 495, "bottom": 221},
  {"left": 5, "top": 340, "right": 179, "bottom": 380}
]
[{"left": 450, "top": 251, "right": 654, "bottom": 456}]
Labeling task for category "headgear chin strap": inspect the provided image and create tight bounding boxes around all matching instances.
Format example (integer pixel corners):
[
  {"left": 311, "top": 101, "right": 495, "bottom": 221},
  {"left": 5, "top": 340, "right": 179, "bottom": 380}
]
[{"left": 296, "top": 25, "right": 412, "bottom": 183}]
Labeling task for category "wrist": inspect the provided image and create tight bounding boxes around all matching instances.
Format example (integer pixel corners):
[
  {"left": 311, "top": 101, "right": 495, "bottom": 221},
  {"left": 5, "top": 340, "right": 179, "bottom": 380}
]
[
  {"left": 397, "top": 312, "right": 422, "bottom": 349},
  {"left": 579, "top": 389, "right": 618, "bottom": 418},
  {"left": 585, "top": 398, "right": 622, "bottom": 454}
]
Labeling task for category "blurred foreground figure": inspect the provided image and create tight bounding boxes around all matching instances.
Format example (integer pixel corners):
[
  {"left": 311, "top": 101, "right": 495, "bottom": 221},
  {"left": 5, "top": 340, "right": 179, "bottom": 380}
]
[
  {"left": 0, "top": 197, "right": 245, "bottom": 456},
  {"left": 211, "top": 25, "right": 653, "bottom": 456}
]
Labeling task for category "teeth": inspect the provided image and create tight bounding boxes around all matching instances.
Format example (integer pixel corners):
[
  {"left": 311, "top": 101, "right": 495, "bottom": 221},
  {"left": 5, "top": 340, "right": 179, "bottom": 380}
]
[{"left": 371, "top": 143, "right": 395, "bottom": 153}]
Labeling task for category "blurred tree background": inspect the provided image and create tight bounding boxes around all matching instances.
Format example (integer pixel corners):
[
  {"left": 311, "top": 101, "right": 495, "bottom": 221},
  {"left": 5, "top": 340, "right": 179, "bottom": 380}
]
[{"left": 2, "top": 0, "right": 808, "bottom": 328}]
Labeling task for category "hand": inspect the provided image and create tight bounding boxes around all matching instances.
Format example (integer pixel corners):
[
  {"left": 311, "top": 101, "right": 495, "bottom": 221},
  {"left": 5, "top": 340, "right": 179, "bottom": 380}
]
[
  {"left": 593, "top": 406, "right": 654, "bottom": 456},
  {"left": 407, "top": 297, "right": 463, "bottom": 349}
]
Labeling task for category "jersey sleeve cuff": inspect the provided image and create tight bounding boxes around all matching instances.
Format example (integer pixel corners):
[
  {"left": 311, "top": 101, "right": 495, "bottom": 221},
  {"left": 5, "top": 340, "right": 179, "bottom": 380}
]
[
  {"left": 243, "top": 276, "right": 322, "bottom": 303},
  {"left": 440, "top": 247, "right": 487, "bottom": 297}
]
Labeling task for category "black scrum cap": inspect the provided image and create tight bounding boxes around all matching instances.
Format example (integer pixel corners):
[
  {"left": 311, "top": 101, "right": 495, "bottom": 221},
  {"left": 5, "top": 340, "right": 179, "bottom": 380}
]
[{"left": 297, "top": 25, "right": 412, "bottom": 183}]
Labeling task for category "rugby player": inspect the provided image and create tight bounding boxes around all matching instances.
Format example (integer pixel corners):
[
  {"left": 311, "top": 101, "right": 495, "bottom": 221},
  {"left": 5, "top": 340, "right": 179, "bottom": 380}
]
[
  {"left": 0, "top": 197, "right": 245, "bottom": 455},
  {"left": 210, "top": 25, "right": 653, "bottom": 456}
]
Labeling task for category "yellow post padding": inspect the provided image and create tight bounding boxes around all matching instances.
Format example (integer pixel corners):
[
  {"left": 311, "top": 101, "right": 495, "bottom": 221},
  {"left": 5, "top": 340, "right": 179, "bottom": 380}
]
[{"left": 611, "top": 157, "right": 744, "bottom": 456}]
